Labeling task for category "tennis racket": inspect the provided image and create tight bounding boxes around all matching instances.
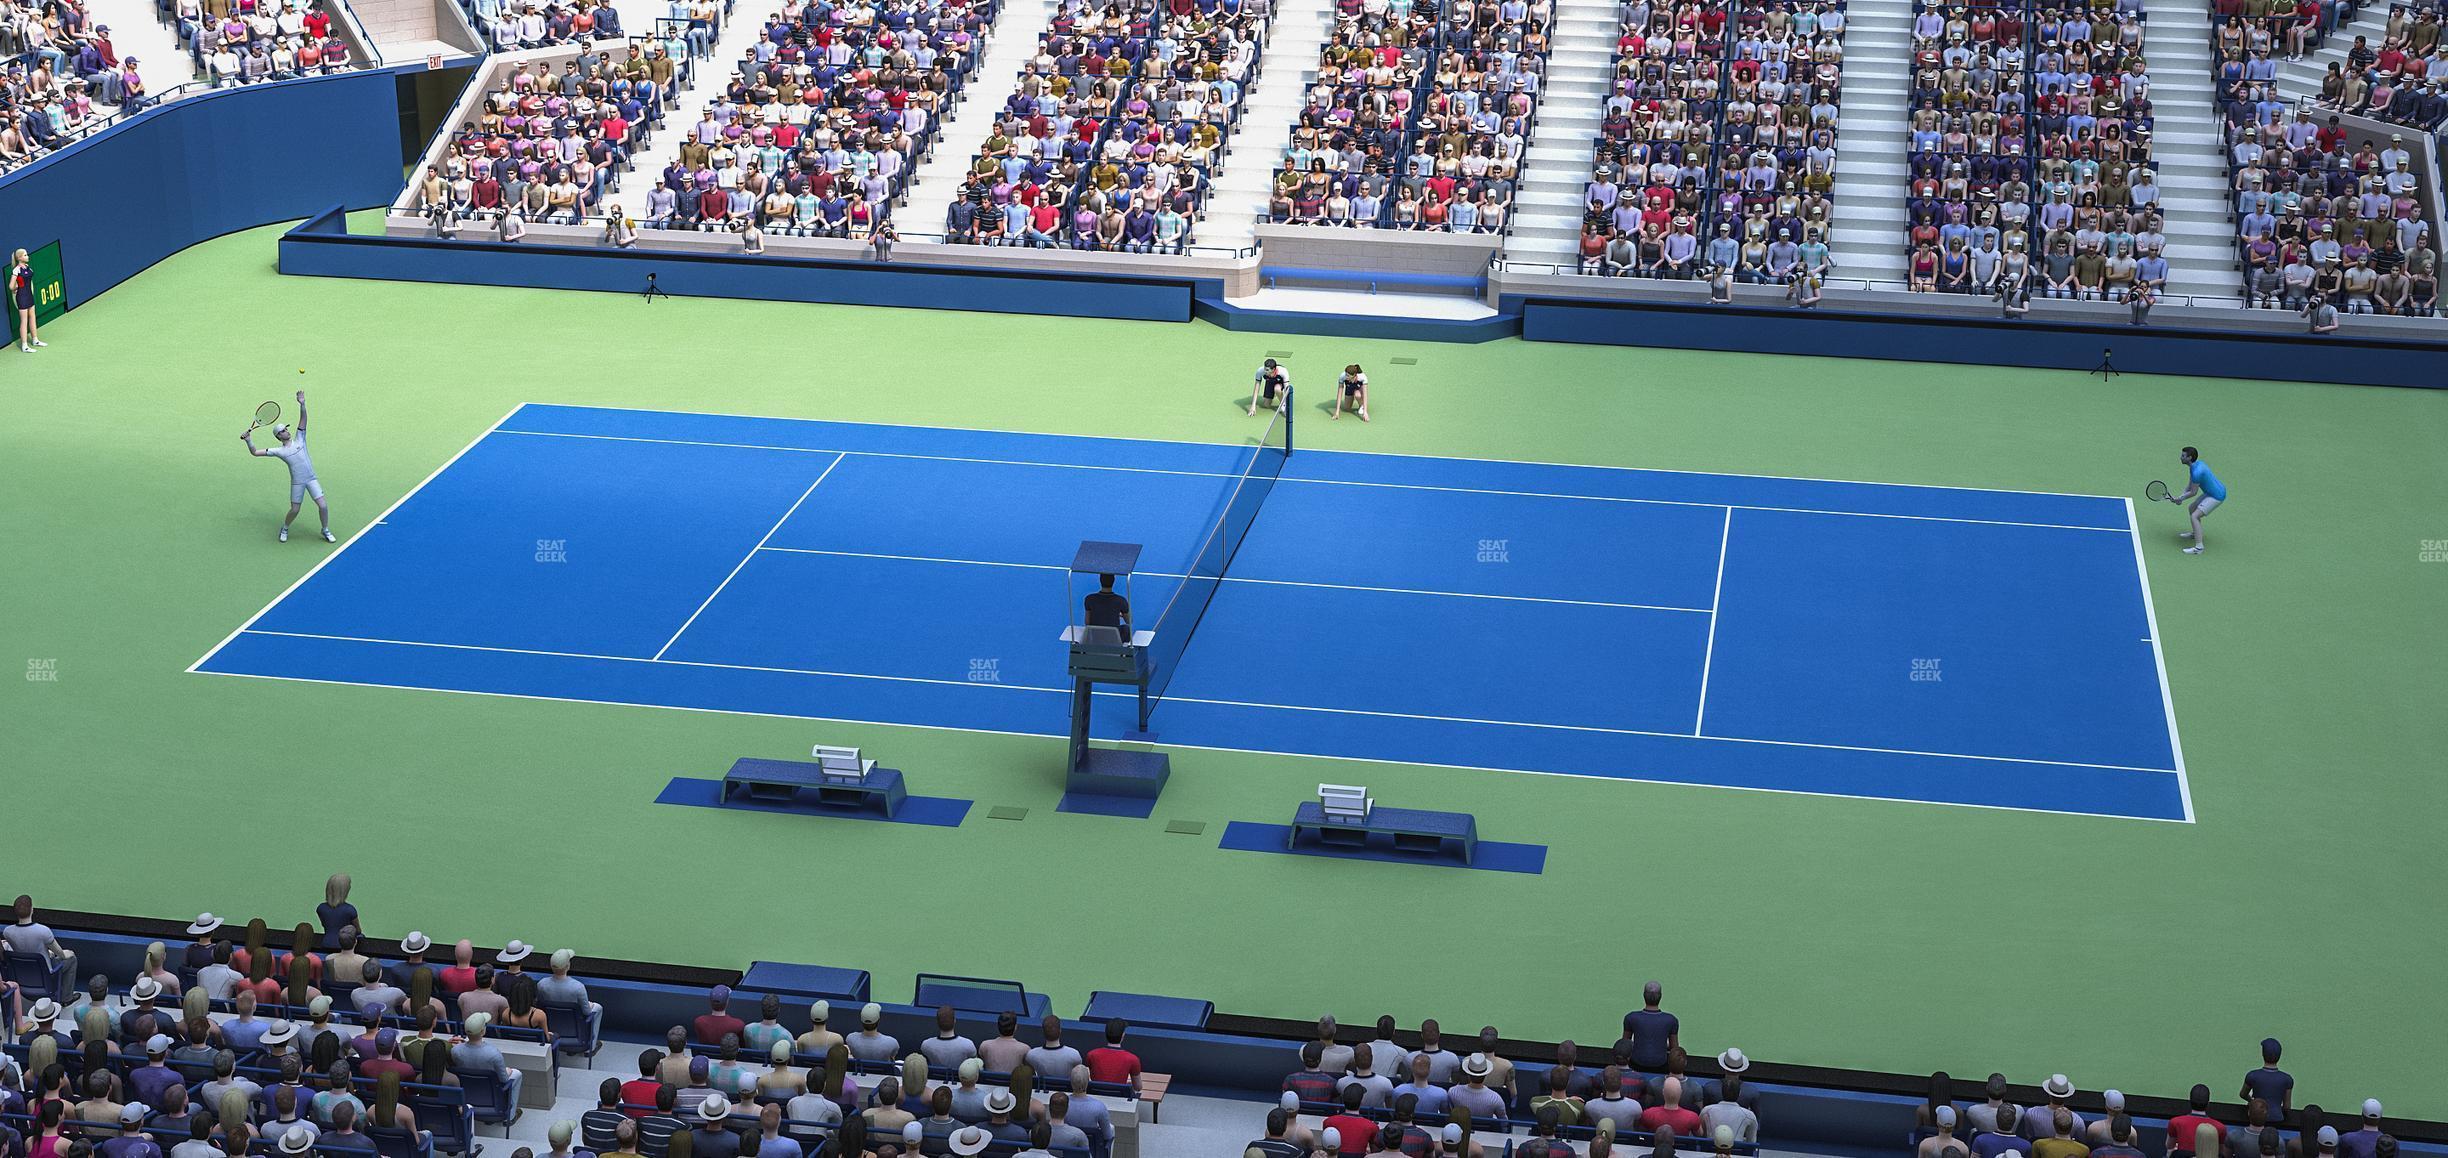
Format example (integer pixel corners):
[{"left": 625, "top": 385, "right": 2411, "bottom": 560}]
[
  {"left": 2145, "top": 480, "right": 2173, "bottom": 504},
  {"left": 249, "top": 401, "right": 282, "bottom": 433}
]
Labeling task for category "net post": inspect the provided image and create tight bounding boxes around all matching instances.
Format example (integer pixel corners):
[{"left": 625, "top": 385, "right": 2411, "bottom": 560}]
[{"left": 1284, "top": 386, "right": 1294, "bottom": 456}]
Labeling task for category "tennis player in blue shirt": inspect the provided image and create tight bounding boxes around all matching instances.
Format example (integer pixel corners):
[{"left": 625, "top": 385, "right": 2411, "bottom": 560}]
[{"left": 2174, "top": 446, "right": 2227, "bottom": 555}]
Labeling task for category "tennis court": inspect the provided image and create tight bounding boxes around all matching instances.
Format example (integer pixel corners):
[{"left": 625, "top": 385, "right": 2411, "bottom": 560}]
[{"left": 192, "top": 403, "right": 2188, "bottom": 821}]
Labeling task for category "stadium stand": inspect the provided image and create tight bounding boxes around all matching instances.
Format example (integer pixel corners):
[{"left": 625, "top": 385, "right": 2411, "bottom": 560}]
[
  {"left": 10, "top": 896, "right": 2429, "bottom": 1158},
  {"left": 0, "top": 0, "right": 156, "bottom": 169},
  {"left": 408, "top": 43, "right": 679, "bottom": 225},
  {"left": 1267, "top": 0, "right": 1554, "bottom": 231},
  {"left": 933, "top": 0, "right": 1272, "bottom": 251},
  {"left": 1893, "top": 0, "right": 2165, "bottom": 303},
  {"left": 1570, "top": 0, "right": 1850, "bottom": 281},
  {"left": 618, "top": 0, "right": 998, "bottom": 236}
]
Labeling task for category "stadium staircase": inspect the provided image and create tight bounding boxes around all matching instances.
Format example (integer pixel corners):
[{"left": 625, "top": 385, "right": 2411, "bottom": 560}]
[
  {"left": 349, "top": 0, "right": 467, "bottom": 64},
  {"left": 1195, "top": 0, "right": 1338, "bottom": 249},
  {"left": 89, "top": 0, "right": 200, "bottom": 92},
  {"left": 1496, "top": 0, "right": 1619, "bottom": 267},
  {"left": 1827, "top": 0, "right": 1912, "bottom": 284},
  {"left": 2277, "top": 1, "right": 2394, "bottom": 98},
  {"left": 897, "top": 0, "right": 1064, "bottom": 239},
  {"left": 622, "top": 11, "right": 774, "bottom": 189},
  {"left": 2143, "top": 0, "right": 2251, "bottom": 303}
]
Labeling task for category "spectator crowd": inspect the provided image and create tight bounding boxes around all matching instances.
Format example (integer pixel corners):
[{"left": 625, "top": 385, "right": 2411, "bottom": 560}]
[
  {"left": 1575, "top": 0, "right": 1850, "bottom": 286},
  {"left": 940, "top": 0, "right": 1271, "bottom": 251},
  {"left": 1268, "top": 0, "right": 1555, "bottom": 231}
]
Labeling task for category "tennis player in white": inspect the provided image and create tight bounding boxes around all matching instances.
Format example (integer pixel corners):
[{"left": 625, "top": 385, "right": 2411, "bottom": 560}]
[{"left": 243, "top": 389, "right": 334, "bottom": 543}]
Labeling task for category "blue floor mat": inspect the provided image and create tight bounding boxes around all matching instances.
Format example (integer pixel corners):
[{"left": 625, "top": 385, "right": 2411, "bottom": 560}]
[{"left": 655, "top": 777, "right": 973, "bottom": 827}]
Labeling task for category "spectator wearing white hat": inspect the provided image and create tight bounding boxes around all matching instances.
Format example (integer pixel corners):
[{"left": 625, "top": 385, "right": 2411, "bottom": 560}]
[
  {"left": 387, "top": 932, "right": 436, "bottom": 991},
  {"left": 978, "top": 1089, "right": 1025, "bottom": 1146},
  {"left": 456, "top": 1013, "right": 522, "bottom": 1108},
  {"left": 127, "top": 1036, "right": 181, "bottom": 1106},
  {"left": 687, "top": 1096, "right": 740, "bottom": 1158},
  {"left": 947, "top": 1125, "right": 992, "bottom": 1156},
  {"left": 846, "top": 1004, "right": 898, "bottom": 1064},
  {"left": 2339, "top": 1102, "right": 2386, "bottom": 1158},
  {"left": 2024, "top": 1077, "right": 2082, "bottom": 1143},
  {"left": 2085, "top": 1096, "right": 2130, "bottom": 1149},
  {"left": 1449, "top": 1055, "right": 1507, "bottom": 1124},
  {"left": 1921, "top": 1105, "right": 1964, "bottom": 1158},
  {"left": 2093, "top": 1113, "right": 2145, "bottom": 1158},
  {"left": 98, "top": 1103, "right": 160, "bottom": 1158},
  {"left": 276, "top": 1125, "right": 317, "bottom": 1158}
]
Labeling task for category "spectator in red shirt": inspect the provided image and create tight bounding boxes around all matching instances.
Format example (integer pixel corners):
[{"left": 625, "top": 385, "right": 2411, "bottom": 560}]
[
  {"left": 2169, "top": 1086, "right": 2224, "bottom": 1158},
  {"left": 1322, "top": 1086, "right": 1377, "bottom": 1155},
  {"left": 1643, "top": 1078, "right": 1706, "bottom": 1138},
  {"left": 692, "top": 986, "right": 746, "bottom": 1048},
  {"left": 438, "top": 941, "right": 478, "bottom": 997},
  {"left": 1083, "top": 1020, "right": 1141, "bottom": 1089},
  {"left": 620, "top": 1050, "right": 665, "bottom": 1119},
  {"left": 358, "top": 1029, "right": 415, "bottom": 1083},
  {"left": 1285, "top": 1043, "right": 1340, "bottom": 1107}
]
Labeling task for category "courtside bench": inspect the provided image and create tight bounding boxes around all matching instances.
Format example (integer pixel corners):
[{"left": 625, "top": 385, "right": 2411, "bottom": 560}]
[
  {"left": 1290, "top": 801, "right": 1478, "bottom": 865},
  {"left": 721, "top": 755, "right": 907, "bottom": 818}
]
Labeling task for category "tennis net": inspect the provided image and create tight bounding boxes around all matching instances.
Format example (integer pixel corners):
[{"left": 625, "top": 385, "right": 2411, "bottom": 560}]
[{"left": 1143, "top": 400, "right": 1293, "bottom": 709}]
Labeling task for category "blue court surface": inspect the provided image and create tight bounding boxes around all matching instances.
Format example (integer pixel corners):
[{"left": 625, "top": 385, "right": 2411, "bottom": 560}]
[{"left": 194, "top": 404, "right": 2190, "bottom": 821}]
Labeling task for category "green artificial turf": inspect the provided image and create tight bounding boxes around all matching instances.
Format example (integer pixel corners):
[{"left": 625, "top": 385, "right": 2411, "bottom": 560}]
[{"left": 4, "top": 216, "right": 2445, "bottom": 1114}]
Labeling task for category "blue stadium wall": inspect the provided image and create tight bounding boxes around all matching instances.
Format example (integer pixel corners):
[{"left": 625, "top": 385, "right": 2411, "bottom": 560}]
[{"left": 0, "top": 67, "right": 414, "bottom": 311}]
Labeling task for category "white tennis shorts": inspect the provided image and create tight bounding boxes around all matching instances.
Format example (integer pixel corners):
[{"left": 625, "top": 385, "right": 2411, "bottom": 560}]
[
  {"left": 292, "top": 478, "right": 326, "bottom": 503},
  {"left": 2194, "top": 496, "right": 2221, "bottom": 515}
]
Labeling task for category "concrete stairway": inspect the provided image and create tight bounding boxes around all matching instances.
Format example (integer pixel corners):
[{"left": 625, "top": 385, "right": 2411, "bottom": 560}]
[
  {"left": 1197, "top": 0, "right": 1335, "bottom": 248},
  {"left": 898, "top": 0, "right": 1060, "bottom": 238},
  {"left": 2276, "top": 0, "right": 2393, "bottom": 100},
  {"left": 87, "top": 0, "right": 199, "bottom": 97},
  {"left": 350, "top": 0, "right": 466, "bottom": 63},
  {"left": 622, "top": 13, "right": 764, "bottom": 187},
  {"left": 2143, "top": 0, "right": 2247, "bottom": 302},
  {"left": 1501, "top": 0, "right": 1622, "bottom": 266},
  {"left": 1826, "top": 0, "right": 1912, "bottom": 283}
]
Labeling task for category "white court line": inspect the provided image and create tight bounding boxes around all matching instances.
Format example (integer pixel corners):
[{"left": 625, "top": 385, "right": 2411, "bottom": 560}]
[
  {"left": 243, "top": 629, "right": 1072, "bottom": 693},
  {"left": 1693, "top": 506, "right": 1734, "bottom": 736},
  {"left": 499, "top": 427, "right": 2129, "bottom": 534},
  {"left": 188, "top": 404, "right": 524, "bottom": 674},
  {"left": 496, "top": 428, "right": 1244, "bottom": 482},
  {"left": 226, "top": 627, "right": 2183, "bottom": 778},
  {"left": 754, "top": 547, "right": 1715, "bottom": 614},
  {"left": 651, "top": 455, "right": 843, "bottom": 661},
  {"left": 187, "top": 665, "right": 2191, "bottom": 823},
  {"left": 513, "top": 402, "right": 2131, "bottom": 503},
  {"left": 2126, "top": 497, "right": 2194, "bottom": 823}
]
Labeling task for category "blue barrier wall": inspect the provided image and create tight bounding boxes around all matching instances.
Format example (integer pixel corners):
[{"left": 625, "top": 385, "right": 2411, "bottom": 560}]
[
  {"left": 279, "top": 209, "right": 1203, "bottom": 321},
  {"left": 1515, "top": 297, "right": 2448, "bottom": 389},
  {"left": 0, "top": 71, "right": 409, "bottom": 311}
]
